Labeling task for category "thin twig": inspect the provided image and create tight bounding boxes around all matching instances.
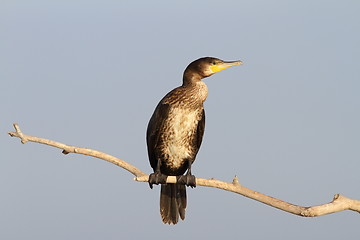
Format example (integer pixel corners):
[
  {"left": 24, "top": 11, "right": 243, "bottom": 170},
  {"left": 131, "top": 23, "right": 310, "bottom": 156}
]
[{"left": 8, "top": 123, "right": 360, "bottom": 217}]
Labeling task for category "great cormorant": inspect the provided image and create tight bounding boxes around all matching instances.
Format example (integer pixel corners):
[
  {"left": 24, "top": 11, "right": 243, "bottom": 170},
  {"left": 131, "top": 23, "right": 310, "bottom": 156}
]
[{"left": 146, "top": 57, "right": 242, "bottom": 224}]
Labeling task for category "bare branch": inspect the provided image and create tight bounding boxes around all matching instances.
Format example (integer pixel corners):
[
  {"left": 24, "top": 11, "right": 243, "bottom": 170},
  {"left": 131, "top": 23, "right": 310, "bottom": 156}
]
[
  {"left": 8, "top": 123, "right": 146, "bottom": 178},
  {"left": 8, "top": 123, "right": 360, "bottom": 217}
]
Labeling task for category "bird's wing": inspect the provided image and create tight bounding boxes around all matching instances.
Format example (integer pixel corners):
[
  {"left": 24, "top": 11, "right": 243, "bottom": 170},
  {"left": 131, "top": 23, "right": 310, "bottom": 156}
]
[
  {"left": 195, "top": 108, "right": 205, "bottom": 151},
  {"left": 146, "top": 102, "right": 171, "bottom": 171}
]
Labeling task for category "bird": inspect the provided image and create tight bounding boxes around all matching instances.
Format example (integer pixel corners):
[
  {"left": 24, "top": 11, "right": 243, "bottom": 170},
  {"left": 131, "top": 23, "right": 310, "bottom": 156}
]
[{"left": 146, "top": 57, "right": 242, "bottom": 224}]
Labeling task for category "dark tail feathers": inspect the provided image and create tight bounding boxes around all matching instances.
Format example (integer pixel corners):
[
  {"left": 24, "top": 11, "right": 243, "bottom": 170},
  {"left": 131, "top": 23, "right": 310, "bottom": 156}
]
[{"left": 160, "top": 184, "right": 186, "bottom": 224}]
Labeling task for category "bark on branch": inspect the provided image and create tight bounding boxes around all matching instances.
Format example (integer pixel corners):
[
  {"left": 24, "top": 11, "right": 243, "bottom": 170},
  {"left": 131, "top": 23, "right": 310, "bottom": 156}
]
[{"left": 8, "top": 123, "right": 360, "bottom": 217}]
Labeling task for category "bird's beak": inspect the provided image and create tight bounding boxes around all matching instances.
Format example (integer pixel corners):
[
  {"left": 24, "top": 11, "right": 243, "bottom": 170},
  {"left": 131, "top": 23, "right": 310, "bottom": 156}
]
[{"left": 210, "top": 60, "right": 243, "bottom": 73}]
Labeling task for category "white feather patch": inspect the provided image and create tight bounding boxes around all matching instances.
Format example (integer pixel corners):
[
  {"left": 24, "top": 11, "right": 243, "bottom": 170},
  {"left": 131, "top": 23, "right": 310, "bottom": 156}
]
[{"left": 162, "top": 108, "right": 201, "bottom": 169}]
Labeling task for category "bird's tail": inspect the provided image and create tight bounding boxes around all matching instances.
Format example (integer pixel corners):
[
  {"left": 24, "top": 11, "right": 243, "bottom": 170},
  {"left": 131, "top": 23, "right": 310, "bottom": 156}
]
[{"left": 160, "top": 183, "right": 186, "bottom": 224}]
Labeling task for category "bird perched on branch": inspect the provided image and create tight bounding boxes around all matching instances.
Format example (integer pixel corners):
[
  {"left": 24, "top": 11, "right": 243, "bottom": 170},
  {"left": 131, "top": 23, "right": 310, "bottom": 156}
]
[{"left": 146, "top": 57, "right": 242, "bottom": 224}]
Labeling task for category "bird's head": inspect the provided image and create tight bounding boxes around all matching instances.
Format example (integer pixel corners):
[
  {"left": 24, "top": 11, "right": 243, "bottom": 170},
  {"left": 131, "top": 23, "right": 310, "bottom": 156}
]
[{"left": 183, "top": 57, "right": 243, "bottom": 84}]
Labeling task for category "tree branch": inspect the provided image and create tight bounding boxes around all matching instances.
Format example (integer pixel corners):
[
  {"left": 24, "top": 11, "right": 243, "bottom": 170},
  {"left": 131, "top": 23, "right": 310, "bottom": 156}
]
[{"left": 8, "top": 123, "right": 360, "bottom": 217}]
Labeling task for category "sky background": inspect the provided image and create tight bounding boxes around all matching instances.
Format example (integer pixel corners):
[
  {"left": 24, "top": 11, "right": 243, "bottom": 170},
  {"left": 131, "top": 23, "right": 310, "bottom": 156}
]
[{"left": 1, "top": 0, "right": 360, "bottom": 239}]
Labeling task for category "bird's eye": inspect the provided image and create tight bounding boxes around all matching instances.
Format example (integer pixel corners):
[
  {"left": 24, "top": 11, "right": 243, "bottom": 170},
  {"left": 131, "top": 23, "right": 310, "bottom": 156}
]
[{"left": 212, "top": 61, "right": 217, "bottom": 65}]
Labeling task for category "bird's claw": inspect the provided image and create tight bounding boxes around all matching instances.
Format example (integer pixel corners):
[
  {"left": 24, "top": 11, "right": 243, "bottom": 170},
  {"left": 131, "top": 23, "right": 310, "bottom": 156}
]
[
  {"left": 177, "top": 174, "right": 196, "bottom": 188},
  {"left": 148, "top": 172, "right": 167, "bottom": 189}
]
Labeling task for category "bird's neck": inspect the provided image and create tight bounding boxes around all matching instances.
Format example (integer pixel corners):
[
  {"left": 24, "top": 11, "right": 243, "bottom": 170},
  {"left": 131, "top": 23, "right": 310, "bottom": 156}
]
[
  {"left": 182, "top": 70, "right": 204, "bottom": 85},
  {"left": 181, "top": 81, "right": 208, "bottom": 105}
]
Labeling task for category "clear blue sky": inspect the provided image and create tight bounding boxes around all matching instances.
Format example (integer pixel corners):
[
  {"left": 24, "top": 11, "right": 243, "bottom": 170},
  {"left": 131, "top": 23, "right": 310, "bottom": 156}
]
[{"left": 1, "top": 1, "right": 359, "bottom": 239}]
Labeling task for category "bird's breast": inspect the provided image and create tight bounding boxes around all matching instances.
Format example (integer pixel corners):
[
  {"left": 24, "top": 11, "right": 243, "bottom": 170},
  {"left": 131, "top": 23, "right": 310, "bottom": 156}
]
[{"left": 160, "top": 107, "right": 202, "bottom": 171}]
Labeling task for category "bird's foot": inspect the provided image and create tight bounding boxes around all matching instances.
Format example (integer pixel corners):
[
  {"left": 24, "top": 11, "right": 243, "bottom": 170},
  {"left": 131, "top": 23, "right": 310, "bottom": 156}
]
[
  {"left": 148, "top": 172, "right": 167, "bottom": 189},
  {"left": 177, "top": 174, "right": 196, "bottom": 188}
]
